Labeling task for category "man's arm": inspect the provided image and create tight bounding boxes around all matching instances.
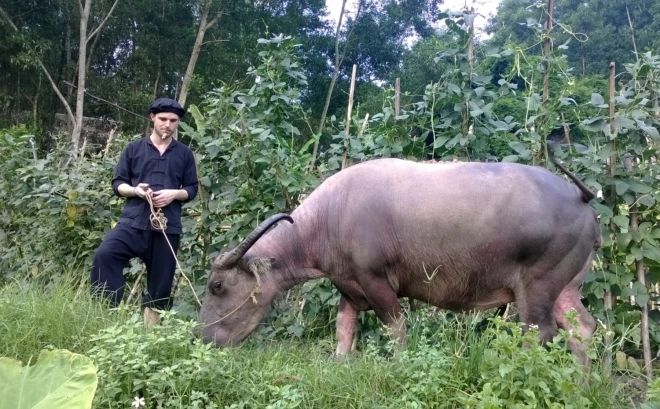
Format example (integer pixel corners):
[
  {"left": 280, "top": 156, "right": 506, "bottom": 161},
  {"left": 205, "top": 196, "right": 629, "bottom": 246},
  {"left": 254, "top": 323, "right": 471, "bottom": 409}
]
[
  {"left": 117, "top": 183, "right": 139, "bottom": 197},
  {"left": 180, "top": 148, "right": 199, "bottom": 202},
  {"left": 112, "top": 144, "right": 133, "bottom": 197},
  {"left": 117, "top": 183, "right": 152, "bottom": 199}
]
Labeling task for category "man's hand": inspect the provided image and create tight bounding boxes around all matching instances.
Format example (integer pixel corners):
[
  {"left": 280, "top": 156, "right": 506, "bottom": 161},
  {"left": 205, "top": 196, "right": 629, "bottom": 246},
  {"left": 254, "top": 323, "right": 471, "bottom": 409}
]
[
  {"left": 134, "top": 183, "right": 152, "bottom": 200},
  {"left": 151, "top": 189, "right": 184, "bottom": 208}
]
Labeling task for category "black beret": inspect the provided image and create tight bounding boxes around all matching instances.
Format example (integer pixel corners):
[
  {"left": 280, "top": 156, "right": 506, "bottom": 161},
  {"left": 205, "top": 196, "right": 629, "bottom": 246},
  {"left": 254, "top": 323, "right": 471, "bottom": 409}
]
[{"left": 148, "top": 98, "right": 185, "bottom": 118}]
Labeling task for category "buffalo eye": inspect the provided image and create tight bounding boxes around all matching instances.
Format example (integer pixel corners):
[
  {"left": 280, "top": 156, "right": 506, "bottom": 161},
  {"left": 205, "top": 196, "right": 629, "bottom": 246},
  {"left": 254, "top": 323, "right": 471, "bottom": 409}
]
[{"left": 210, "top": 281, "right": 222, "bottom": 295}]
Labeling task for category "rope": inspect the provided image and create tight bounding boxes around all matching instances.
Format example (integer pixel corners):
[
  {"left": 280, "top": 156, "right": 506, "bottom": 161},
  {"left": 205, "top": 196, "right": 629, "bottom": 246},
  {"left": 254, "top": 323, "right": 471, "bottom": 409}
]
[
  {"left": 145, "top": 194, "right": 202, "bottom": 307},
  {"left": 201, "top": 283, "right": 261, "bottom": 329},
  {"left": 200, "top": 266, "right": 264, "bottom": 329}
]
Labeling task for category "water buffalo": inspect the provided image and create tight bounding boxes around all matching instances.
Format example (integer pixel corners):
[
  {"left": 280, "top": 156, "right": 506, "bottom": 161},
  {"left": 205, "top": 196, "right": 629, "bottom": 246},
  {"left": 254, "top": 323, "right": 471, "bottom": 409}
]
[{"left": 198, "top": 157, "right": 600, "bottom": 365}]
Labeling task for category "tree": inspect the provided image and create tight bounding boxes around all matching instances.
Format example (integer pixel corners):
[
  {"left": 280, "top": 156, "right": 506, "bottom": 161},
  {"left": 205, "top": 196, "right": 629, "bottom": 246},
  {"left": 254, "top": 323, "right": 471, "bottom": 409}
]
[
  {"left": 486, "top": 0, "right": 660, "bottom": 77},
  {"left": 178, "top": 0, "right": 223, "bottom": 108},
  {"left": 0, "top": 0, "right": 119, "bottom": 150}
]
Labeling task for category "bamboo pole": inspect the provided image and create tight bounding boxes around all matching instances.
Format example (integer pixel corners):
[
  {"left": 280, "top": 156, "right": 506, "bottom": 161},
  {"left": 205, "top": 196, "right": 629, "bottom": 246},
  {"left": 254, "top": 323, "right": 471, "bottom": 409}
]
[{"left": 341, "top": 64, "right": 357, "bottom": 170}]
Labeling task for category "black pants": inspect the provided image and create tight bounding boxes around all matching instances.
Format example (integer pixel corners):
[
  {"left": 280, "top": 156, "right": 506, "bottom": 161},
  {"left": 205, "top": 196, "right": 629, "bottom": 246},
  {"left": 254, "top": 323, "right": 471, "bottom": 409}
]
[{"left": 90, "top": 223, "right": 180, "bottom": 310}]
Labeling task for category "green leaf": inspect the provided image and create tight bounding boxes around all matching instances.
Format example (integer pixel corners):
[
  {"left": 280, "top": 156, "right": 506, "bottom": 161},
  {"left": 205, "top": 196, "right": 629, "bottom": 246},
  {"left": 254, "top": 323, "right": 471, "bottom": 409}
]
[
  {"left": 433, "top": 137, "right": 450, "bottom": 148},
  {"left": 642, "top": 242, "right": 660, "bottom": 262},
  {"left": 287, "top": 324, "right": 304, "bottom": 338},
  {"left": 636, "top": 294, "right": 650, "bottom": 307},
  {"left": 627, "top": 180, "right": 652, "bottom": 194},
  {"left": 581, "top": 117, "right": 605, "bottom": 132},
  {"left": 508, "top": 142, "right": 530, "bottom": 154},
  {"left": 632, "top": 281, "right": 647, "bottom": 294},
  {"left": 188, "top": 104, "right": 206, "bottom": 136},
  {"left": 447, "top": 83, "right": 461, "bottom": 95},
  {"left": 639, "top": 194, "right": 655, "bottom": 207},
  {"left": 613, "top": 115, "right": 635, "bottom": 130},
  {"left": 592, "top": 203, "right": 613, "bottom": 218},
  {"left": 590, "top": 93, "right": 605, "bottom": 106},
  {"left": 640, "top": 124, "right": 660, "bottom": 140},
  {"left": 611, "top": 215, "right": 629, "bottom": 229},
  {"left": 502, "top": 155, "right": 518, "bottom": 163},
  {"left": 0, "top": 350, "right": 97, "bottom": 409},
  {"left": 621, "top": 286, "right": 634, "bottom": 298},
  {"left": 498, "top": 363, "right": 514, "bottom": 377},
  {"left": 615, "top": 181, "right": 630, "bottom": 196},
  {"left": 616, "top": 232, "right": 632, "bottom": 250}
]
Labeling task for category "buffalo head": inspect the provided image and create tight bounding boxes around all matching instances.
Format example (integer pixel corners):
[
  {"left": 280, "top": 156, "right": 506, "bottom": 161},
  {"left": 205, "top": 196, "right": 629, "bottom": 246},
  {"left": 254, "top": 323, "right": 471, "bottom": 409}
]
[{"left": 197, "top": 214, "right": 293, "bottom": 346}]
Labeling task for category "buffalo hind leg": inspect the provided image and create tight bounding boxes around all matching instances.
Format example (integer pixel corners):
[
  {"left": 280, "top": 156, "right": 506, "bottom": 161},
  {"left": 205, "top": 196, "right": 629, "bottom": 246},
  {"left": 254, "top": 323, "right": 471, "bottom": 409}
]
[
  {"left": 335, "top": 296, "right": 359, "bottom": 357},
  {"left": 514, "top": 279, "right": 561, "bottom": 354},
  {"left": 553, "top": 260, "right": 596, "bottom": 370}
]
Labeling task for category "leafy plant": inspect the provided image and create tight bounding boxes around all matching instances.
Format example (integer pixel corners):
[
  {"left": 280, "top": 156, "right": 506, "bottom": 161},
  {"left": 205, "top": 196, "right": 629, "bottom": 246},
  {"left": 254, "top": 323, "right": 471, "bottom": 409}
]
[
  {"left": 460, "top": 317, "right": 592, "bottom": 408},
  {"left": 0, "top": 349, "right": 97, "bottom": 409},
  {"left": 87, "top": 310, "right": 219, "bottom": 409}
]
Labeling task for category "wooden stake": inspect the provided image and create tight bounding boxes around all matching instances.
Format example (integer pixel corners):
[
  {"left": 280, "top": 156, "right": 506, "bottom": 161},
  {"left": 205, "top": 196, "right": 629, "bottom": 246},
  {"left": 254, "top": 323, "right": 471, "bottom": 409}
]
[
  {"left": 542, "top": 0, "right": 553, "bottom": 105},
  {"left": 103, "top": 127, "right": 116, "bottom": 157},
  {"left": 603, "top": 61, "right": 617, "bottom": 376},
  {"left": 630, "top": 208, "right": 652, "bottom": 378},
  {"left": 341, "top": 64, "right": 357, "bottom": 170},
  {"left": 395, "top": 78, "right": 400, "bottom": 117}
]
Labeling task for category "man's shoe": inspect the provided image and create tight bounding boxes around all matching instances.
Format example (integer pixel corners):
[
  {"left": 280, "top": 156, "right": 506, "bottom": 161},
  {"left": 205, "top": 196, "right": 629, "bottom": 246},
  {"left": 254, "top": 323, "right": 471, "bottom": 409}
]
[{"left": 144, "top": 306, "right": 160, "bottom": 329}]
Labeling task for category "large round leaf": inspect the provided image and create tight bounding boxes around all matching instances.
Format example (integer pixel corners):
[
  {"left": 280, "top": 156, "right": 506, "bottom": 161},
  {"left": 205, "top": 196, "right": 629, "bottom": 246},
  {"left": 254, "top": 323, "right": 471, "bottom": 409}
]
[{"left": 0, "top": 350, "right": 97, "bottom": 409}]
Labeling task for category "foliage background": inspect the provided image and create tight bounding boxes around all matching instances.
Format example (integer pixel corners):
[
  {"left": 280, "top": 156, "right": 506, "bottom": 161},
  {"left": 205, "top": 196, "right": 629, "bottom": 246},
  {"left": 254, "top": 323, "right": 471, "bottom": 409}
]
[{"left": 2, "top": 0, "right": 660, "bottom": 406}]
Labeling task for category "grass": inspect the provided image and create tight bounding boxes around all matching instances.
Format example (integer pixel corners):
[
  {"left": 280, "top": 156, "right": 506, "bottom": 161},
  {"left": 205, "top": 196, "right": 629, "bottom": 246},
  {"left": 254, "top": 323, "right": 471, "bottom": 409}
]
[
  {"left": 0, "top": 273, "right": 651, "bottom": 408},
  {"left": 0, "top": 275, "right": 130, "bottom": 363}
]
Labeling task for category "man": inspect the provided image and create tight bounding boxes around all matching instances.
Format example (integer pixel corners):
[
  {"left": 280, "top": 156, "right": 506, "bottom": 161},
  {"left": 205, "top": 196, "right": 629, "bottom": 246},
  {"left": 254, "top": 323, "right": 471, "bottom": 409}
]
[{"left": 90, "top": 98, "right": 198, "bottom": 325}]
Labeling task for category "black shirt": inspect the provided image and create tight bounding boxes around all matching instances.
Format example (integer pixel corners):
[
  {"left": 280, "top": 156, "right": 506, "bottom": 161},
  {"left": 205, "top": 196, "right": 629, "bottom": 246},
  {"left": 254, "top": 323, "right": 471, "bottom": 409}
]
[{"left": 111, "top": 136, "right": 198, "bottom": 234}]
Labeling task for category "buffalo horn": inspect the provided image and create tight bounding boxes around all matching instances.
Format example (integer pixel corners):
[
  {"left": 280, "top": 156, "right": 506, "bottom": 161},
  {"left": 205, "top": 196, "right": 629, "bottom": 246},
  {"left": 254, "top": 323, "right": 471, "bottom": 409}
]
[{"left": 218, "top": 213, "right": 294, "bottom": 267}]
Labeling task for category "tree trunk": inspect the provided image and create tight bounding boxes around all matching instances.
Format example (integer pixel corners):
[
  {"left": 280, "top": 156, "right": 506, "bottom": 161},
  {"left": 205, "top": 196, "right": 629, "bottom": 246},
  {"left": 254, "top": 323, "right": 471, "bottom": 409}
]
[
  {"left": 65, "top": 3, "right": 73, "bottom": 102},
  {"left": 178, "top": 0, "right": 221, "bottom": 108},
  {"left": 71, "top": 0, "right": 92, "bottom": 150},
  {"left": 71, "top": 0, "right": 120, "bottom": 150}
]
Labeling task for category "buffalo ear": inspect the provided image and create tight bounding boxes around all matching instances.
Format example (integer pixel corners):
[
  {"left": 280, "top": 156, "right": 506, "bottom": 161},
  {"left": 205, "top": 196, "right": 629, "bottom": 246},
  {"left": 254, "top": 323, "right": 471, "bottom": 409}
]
[{"left": 247, "top": 258, "right": 275, "bottom": 276}]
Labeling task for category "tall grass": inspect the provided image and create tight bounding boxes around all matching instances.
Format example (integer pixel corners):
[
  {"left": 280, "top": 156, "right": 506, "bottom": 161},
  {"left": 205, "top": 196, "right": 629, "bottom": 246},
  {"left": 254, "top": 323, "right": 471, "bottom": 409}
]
[
  {"left": 0, "top": 274, "right": 128, "bottom": 363},
  {"left": 0, "top": 273, "right": 635, "bottom": 408}
]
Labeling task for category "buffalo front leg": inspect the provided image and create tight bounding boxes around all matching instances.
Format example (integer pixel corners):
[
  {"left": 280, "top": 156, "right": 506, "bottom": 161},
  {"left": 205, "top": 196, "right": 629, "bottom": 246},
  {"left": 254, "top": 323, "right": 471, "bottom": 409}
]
[
  {"left": 335, "top": 296, "right": 359, "bottom": 357},
  {"left": 364, "top": 279, "right": 407, "bottom": 351}
]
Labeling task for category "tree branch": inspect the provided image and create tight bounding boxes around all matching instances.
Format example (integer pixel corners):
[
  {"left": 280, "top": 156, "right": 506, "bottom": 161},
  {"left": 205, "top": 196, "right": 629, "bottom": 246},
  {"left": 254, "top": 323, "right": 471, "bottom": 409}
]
[
  {"left": 205, "top": 10, "right": 222, "bottom": 30},
  {"left": 626, "top": 6, "right": 638, "bottom": 57},
  {"left": 201, "top": 38, "right": 228, "bottom": 46},
  {"left": 87, "top": 0, "right": 120, "bottom": 44},
  {"left": 0, "top": 5, "right": 76, "bottom": 124}
]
